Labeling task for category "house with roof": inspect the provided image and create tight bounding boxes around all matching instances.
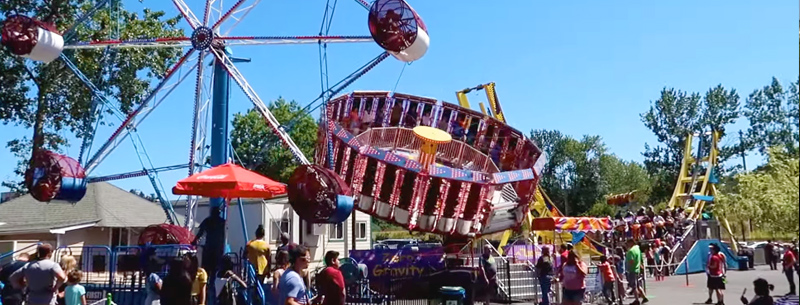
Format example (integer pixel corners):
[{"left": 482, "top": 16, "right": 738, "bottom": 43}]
[
  {"left": 174, "top": 196, "right": 372, "bottom": 264},
  {"left": 0, "top": 182, "right": 178, "bottom": 260}
]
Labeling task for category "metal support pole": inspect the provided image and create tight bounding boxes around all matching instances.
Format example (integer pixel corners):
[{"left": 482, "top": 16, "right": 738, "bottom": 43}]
[{"left": 207, "top": 47, "right": 251, "bottom": 305}]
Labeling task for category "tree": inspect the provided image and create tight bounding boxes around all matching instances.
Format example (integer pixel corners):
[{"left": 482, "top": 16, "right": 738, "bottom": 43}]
[
  {"left": 598, "top": 154, "right": 651, "bottom": 197},
  {"left": 585, "top": 154, "right": 652, "bottom": 217},
  {"left": 530, "top": 130, "right": 608, "bottom": 215},
  {"left": 716, "top": 147, "right": 799, "bottom": 235},
  {"left": 742, "top": 77, "right": 800, "bottom": 155},
  {"left": 0, "top": 0, "right": 183, "bottom": 191},
  {"left": 640, "top": 85, "right": 740, "bottom": 204},
  {"left": 230, "top": 98, "right": 318, "bottom": 183}
]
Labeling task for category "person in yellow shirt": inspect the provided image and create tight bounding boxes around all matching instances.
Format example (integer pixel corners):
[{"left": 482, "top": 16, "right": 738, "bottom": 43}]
[
  {"left": 246, "top": 224, "right": 271, "bottom": 282},
  {"left": 191, "top": 266, "right": 208, "bottom": 305}
]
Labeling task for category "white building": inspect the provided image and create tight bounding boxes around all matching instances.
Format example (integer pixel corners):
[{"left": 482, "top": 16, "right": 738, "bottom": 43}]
[{"left": 175, "top": 196, "right": 372, "bottom": 265}]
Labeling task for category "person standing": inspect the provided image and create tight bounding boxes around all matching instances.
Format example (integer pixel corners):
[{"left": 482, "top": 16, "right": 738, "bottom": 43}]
[
  {"left": 63, "top": 270, "right": 86, "bottom": 305},
  {"left": 191, "top": 263, "right": 208, "bottom": 305},
  {"left": 535, "top": 246, "right": 554, "bottom": 305},
  {"left": 246, "top": 225, "right": 271, "bottom": 283},
  {"left": 57, "top": 255, "right": 77, "bottom": 305},
  {"left": 272, "top": 250, "right": 290, "bottom": 297},
  {"left": 9, "top": 243, "right": 67, "bottom": 305},
  {"left": 279, "top": 245, "right": 314, "bottom": 305},
  {"left": 316, "top": 251, "right": 346, "bottom": 305},
  {"left": 704, "top": 244, "right": 726, "bottom": 305},
  {"left": 193, "top": 206, "right": 226, "bottom": 277},
  {"left": 598, "top": 255, "right": 616, "bottom": 304},
  {"left": 782, "top": 244, "right": 796, "bottom": 296},
  {"left": 0, "top": 253, "right": 30, "bottom": 305},
  {"left": 478, "top": 245, "right": 498, "bottom": 305},
  {"left": 277, "top": 233, "right": 291, "bottom": 253},
  {"left": 160, "top": 257, "right": 195, "bottom": 305},
  {"left": 143, "top": 253, "right": 163, "bottom": 305},
  {"left": 765, "top": 241, "right": 776, "bottom": 271},
  {"left": 625, "top": 239, "right": 648, "bottom": 305},
  {"left": 559, "top": 250, "right": 587, "bottom": 305}
]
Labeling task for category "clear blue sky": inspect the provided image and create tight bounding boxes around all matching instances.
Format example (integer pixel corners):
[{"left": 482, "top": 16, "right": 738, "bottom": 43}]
[{"left": 1, "top": 0, "right": 797, "bottom": 197}]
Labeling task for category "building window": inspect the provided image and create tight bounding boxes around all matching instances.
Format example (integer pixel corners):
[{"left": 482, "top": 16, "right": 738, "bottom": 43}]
[
  {"left": 271, "top": 218, "right": 291, "bottom": 243},
  {"left": 329, "top": 223, "right": 344, "bottom": 241},
  {"left": 110, "top": 228, "right": 128, "bottom": 248},
  {"left": 356, "top": 222, "right": 368, "bottom": 240}
]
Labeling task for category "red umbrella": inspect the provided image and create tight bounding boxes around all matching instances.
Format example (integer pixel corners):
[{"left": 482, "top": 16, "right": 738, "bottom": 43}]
[{"left": 172, "top": 163, "right": 287, "bottom": 198}]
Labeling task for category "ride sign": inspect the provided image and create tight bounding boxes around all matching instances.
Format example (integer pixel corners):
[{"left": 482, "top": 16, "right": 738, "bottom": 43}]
[{"left": 349, "top": 247, "right": 447, "bottom": 280}]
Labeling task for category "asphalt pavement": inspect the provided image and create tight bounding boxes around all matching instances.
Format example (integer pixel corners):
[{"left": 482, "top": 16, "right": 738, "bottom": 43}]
[{"left": 632, "top": 265, "right": 796, "bottom": 305}]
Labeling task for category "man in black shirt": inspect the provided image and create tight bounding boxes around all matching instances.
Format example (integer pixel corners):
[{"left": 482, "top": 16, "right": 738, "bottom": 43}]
[
  {"left": 0, "top": 253, "right": 30, "bottom": 305},
  {"left": 193, "top": 206, "right": 226, "bottom": 277},
  {"left": 765, "top": 241, "right": 776, "bottom": 270},
  {"left": 536, "top": 247, "right": 554, "bottom": 305}
]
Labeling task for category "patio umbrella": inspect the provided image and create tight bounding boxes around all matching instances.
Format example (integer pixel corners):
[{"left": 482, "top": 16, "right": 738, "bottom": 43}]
[{"left": 172, "top": 162, "right": 287, "bottom": 198}]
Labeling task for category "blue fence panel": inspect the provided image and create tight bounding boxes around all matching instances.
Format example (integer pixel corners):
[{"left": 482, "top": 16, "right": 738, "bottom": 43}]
[{"left": 54, "top": 246, "right": 113, "bottom": 303}]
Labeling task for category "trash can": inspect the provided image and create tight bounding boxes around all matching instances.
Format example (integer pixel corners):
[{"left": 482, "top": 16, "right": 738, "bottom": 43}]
[
  {"left": 738, "top": 256, "right": 749, "bottom": 271},
  {"left": 439, "top": 286, "right": 465, "bottom": 305}
]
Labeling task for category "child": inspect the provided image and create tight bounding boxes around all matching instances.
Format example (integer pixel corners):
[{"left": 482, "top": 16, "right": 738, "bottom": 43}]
[
  {"left": 598, "top": 255, "right": 616, "bottom": 304},
  {"left": 64, "top": 270, "right": 87, "bottom": 305}
]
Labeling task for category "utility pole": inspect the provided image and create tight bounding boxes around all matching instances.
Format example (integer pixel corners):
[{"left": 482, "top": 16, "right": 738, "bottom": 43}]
[{"left": 738, "top": 130, "right": 747, "bottom": 171}]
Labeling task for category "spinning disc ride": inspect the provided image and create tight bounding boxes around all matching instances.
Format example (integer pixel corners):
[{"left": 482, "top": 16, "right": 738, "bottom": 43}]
[
  {"left": 2, "top": 0, "right": 430, "bottom": 230},
  {"left": 307, "top": 91, "right": 546, "bottom": 237}
]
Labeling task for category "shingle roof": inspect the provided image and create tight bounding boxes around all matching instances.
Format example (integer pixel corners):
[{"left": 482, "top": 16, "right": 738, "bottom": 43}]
[{"left": 0, "top": 182, "right": 179, "bottom": 234}]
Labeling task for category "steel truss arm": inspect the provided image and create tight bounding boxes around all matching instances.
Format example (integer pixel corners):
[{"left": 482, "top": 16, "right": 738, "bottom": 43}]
[
  {"left": 62, "top": 54, "right": 183, "bottom": 224},
  {"left": 209, "top": 47, "right": 310, "bottom": 165},
  {"left": 288, "top": 52, "right": 390, "bottom": 128},
  {"left": 184, "top": 50, "right": 211, "bottom": 229},
  {"left": 84, "top": 49, "right": 201, "bottom": 174},
  {"left": 212, "top": 0, "right": 262, "bottom": 35},
  {"left": 87, "top": 163, "right": 192, "bottom": 183},
  {"left": 319, "top": 0, "right": 338, "bottom": 169},
  {"left": 172, "top": 0, "right": 202, "bottom": 30},
  {"left": 64, "top": 36, "right": 372, "bottom": 50},
  {"left": 354, "top": 0, "right": 370, "bottom": 9},
  {"left": 62, "top": 0, "right": 110, "bottom": 42},
  {"left": 218, "top": 36, "right": 374, "bottom": 45}
]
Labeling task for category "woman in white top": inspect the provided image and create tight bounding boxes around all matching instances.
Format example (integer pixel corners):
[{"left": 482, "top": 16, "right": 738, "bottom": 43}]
[{"left": 272, "top": 250, "right": 290, "bottom": 296}]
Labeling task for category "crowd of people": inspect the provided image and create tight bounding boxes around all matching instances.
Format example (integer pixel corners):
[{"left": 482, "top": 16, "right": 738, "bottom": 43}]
[{"left": 0, "top": 221, "right": 351, "bottom": 305}]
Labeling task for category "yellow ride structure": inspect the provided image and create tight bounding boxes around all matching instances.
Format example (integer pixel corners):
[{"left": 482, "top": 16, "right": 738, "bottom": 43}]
[
  {"left": 667, "top": 130, "right": 739, "bottom": 252},
  {"left": 456, "top": 83, "right": 738, "bottom": 256},
  {"left": 455, "top": 83, "right": 601, "bottom": 256}
]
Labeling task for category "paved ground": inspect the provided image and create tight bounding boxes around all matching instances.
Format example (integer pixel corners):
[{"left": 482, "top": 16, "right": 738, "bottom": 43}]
[{"left": 636, "top": 265, "right": 796, "bottom": 305}]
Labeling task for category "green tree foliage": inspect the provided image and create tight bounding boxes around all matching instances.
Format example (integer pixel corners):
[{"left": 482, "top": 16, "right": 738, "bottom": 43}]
[
  {"left": 0, "top": 0, "right": 183, "bottom": 191},
  {"left": 742, "top": 77, "right": 799, "bottom": 155},
  {"left": 230, "top": 98, "right": 317, "bottom": 182},
  {"left": 530, "top": 129, "right": 650, "bottom": 216},
  {"left": 716, "top": 148, "right": 799, "bottom": 235},
  {"left": 640, "top": 85, "right": 740, "bottom": 204}
]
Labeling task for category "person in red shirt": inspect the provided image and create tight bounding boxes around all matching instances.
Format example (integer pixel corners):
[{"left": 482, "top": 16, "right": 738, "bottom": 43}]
[
  {"left": 597, "top": 255, "right": 616, "bottom": 304},
  {"left": 559, "top": 243, "right": 572, "bottom": 267},
  {"left": 705, "top": 244, "right": 726, "bottom": 305},
  {"left": 316, "top": 251, "right": 346, "bottom": 305},
  {"left": 782, "top": 244, "right": 796, "bottom": 296}
]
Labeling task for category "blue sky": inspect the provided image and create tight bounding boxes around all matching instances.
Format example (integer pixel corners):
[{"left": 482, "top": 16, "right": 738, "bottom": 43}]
[{"left": 1, "top": 0, "right": 798, "bottom": 197}]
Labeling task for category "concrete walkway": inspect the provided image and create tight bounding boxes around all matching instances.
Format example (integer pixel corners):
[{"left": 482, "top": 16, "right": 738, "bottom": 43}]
[{"left": 640, "top": 265, "right": 796, "bottom": 305}]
